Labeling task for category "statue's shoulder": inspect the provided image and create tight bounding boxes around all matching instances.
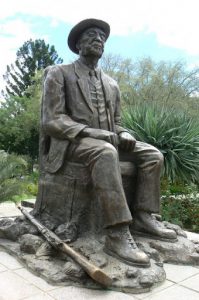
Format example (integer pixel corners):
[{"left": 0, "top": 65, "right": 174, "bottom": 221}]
[{"left": 44, "top": 63, "right": 74, "bottom": 78}]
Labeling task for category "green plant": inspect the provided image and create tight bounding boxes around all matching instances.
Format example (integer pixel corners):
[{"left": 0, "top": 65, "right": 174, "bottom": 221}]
[
  {"left": 161, "top": 193, "right": 199, "bottom": 232},
  {"left": 25, "top": 182, "right": 38, "bottom": 196},
  {"left": 161, "top": 178, "right": 198, "bottom": 196},
  {"left": 0, "top": 150, "right": 27, "bottom": 203},
  {"left": 122, "top": 103, "right": 199, "bottom": 183}
]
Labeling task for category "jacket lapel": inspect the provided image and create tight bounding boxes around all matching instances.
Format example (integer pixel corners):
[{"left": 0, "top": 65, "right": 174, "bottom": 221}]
[{"left": 74, "top": 61, "right": 93, "bottom": 112}]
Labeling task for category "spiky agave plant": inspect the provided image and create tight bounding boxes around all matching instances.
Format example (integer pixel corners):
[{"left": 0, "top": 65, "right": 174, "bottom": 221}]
[
  {"left": 122, "top": 103, "right": 199, "bottom": 183},
  {"left": 0, "top": 150, "right": 27, "bottom": 203}
]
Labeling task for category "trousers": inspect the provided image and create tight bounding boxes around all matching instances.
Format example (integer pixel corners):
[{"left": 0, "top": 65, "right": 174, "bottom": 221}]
[{"left": 67, "top": 137, "right": 164, "bottom": 228}]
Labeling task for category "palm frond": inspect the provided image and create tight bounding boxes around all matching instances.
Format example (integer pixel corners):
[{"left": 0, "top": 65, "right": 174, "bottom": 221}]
[{"left": 122, "top": 103, "right": 199, "bottom": 183}]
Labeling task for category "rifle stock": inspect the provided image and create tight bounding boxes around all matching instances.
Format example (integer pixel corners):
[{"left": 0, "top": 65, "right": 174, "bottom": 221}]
[{"left": 17, "top": 204, "right": 112, "bottom": 287}]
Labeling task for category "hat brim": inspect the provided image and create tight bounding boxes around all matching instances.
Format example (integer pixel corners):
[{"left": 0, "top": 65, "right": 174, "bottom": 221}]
[{"left": 68, "top": 18, "right": 110, "bottom": 54}]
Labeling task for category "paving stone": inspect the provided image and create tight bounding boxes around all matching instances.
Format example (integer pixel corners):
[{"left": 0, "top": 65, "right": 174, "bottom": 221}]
[
  {"left": 0, "top": 201, "right": 34, "bottom": 218},
  {"left": 0, "top": 270, "right": 42, "bottom": 300},
  {"left": 163, "top": 263, "right": 199, "bottom": 282},
  {"left": 135, "top": 280, "right": 174, "bottom": 299},
  {"left": 15, "top": 268, "right": 58, "bottom": 292},
  {"left": 0, "top": 202, "right": 22, "bottom": 217},
  {"left": 180, "top": 273, "right": 199, "bottom": 292},
  {"left": 144, "top": 284, "right": 199, "bottom": 300},
  {"left": 22, "top": 292, "right": 55, "bottom": 300},
  {"left": 0, "top": 251, "right": 23, "bottom": 270},
  {"left": 0, "top": 263, "right": 7, "bottom": 272},
  {"left": 49, "top": 286, "right": 139, "bottom": 300}
]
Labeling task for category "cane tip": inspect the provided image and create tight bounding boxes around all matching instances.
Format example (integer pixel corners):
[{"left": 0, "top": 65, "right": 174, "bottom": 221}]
[{"left": 93, "top": 270, "right": 113, "bottom": 287}]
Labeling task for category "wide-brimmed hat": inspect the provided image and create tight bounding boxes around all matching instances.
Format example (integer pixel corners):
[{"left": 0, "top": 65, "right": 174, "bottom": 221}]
[{"left": 68, "top": 18, "right": 110, "bottom": 54}]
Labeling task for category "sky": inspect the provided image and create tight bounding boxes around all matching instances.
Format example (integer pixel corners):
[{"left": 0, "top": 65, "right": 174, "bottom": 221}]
[{"left": 1, "top": 0, "right": 199, "bottom": 95}]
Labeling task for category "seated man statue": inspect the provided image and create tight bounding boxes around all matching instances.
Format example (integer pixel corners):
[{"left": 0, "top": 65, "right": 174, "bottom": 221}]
[{"left": 39, "top": 18, "right": 177, "bottom": 268}]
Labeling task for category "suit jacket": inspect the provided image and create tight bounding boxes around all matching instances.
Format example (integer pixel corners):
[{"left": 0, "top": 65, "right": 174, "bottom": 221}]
[{"left": 41, "top": 60, "right": 127, "bottom": 173}]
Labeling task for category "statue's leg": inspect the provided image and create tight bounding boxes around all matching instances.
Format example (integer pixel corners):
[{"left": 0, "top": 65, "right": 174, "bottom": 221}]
[
  {"left": 120, "top": 141, "right": 163, "bottom": 213},
  {"left": 67, "top": 137, "right": 150, "bottom": 267},
  {"left": 120, "top": 141, "right": 177, "bottom": 241},
  {"left": 68, "top": 137, "right": 132, "bottom": 228}
]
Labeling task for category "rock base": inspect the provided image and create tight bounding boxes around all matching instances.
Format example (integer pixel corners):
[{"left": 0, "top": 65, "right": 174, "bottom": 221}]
[{"left": 0, "top": 217, "right": 199, "bottom": 294}]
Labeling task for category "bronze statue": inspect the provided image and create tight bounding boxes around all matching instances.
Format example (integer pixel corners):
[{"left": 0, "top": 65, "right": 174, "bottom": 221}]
[{"left": 35, "top": 18, "right": 177, "bottom": 268}]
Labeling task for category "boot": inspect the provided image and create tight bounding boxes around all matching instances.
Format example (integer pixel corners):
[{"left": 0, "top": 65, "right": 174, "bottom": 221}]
[
  {"left": 131, "top": 211, "right": 177, "bottom": 242},
  {"left": 104, "top": 225, "right": 150, "bottom": 267}
]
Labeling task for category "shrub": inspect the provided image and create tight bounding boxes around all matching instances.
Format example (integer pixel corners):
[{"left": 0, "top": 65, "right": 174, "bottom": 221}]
[
  {"left": 0, "top": 150, "right": 27, "bottom": 203},
  {"left": 161, "top": 178, "right": 198, "bottom": 196},
  {"left": 122, "top": 103, "right": 199, "bottom": 184},
  {"left": 161, "top": 193, "right": 199, "bottom": 232},
  {"left": 25, "top": 182, "right": 38, "bottom": 196}
]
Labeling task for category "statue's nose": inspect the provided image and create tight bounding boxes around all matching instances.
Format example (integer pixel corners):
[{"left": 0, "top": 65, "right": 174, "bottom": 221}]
[{"left": 95, "top": 33, "right": 103, "bottom": 42}]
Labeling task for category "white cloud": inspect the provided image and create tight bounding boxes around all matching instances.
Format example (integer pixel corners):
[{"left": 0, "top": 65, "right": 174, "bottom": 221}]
[
  {"left": 1, "top": 0, "right": 199, "bottom": 54},
  {"left": 0, "top": 19, "right": 36, "bottom": 92},
  {"left": 1, "top": 0, "right": 199, "bottom": 93},
  {"left": 145, "top": 1, "right": 199, "bottom": 55}
]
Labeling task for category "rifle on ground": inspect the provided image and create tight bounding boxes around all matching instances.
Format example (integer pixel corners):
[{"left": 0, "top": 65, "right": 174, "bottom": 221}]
[{"left": 17, "top": 204, "right": 112, "bottom": 287}]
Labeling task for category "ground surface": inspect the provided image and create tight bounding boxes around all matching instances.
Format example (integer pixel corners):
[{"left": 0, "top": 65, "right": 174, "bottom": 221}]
[{"left": 0, "top": 201, "right": 199, "bottom": 300}]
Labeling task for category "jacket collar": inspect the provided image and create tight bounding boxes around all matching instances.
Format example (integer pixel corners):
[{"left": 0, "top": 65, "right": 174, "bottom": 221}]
[
  {"left": 74, "top": 59, "right": 100, "bottom": 79},
  {"left": 73, "top": 59, "right": 111, "bottom": 112}
]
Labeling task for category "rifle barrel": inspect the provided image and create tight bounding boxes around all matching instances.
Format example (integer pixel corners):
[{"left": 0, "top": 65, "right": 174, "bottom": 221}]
[{"left": 16, "top": 204, "right": 112, "bottom": 287}]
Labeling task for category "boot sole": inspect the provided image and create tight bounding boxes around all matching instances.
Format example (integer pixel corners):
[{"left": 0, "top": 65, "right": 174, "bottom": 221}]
[
  {"left": 131, "top": 229, "right": 178, "bottom": 243},
  {"left": 103, "top": 247, "right": 151, "bottom": 268}
]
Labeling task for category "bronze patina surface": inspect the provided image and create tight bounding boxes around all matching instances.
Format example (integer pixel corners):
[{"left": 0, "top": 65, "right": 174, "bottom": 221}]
[{"left": 1, "top": 18, "right": 199, "bottom": 293}]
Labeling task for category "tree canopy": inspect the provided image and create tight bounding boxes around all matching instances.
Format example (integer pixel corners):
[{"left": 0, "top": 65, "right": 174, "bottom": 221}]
[
  {"left": 2, "top": 39, "right": 63, "bottom": 97},
  {"left": 0, "top": 71, "right": 42, "bottom": 168},
  {"left": 101, "top": 54, "right": 199, "bottom": 115}
]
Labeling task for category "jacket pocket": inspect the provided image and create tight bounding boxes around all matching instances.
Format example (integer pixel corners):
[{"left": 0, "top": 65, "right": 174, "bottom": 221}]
[{"left": 45, "top": 138, "right": 69, "bottom": 173}]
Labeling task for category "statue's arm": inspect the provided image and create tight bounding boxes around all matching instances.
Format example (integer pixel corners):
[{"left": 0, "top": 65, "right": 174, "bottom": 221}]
[{"left": 42, "top": 66, "right": 88, "bottom": 141}]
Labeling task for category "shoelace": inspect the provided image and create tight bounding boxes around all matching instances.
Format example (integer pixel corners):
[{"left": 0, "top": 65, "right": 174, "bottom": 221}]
[
  {"left": 124, "top": 231, "right": 137, "bottom": 249},
  {"left": 127, "top": 237, "right": 137, "bottom": 249}
]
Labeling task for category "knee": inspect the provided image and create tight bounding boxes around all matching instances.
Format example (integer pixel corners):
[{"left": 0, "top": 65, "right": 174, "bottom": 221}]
[
  {"left": 100, "top": 143, "right": 118, "bottom": 160},
  {"left": 154, "top": 151, "right": 164, "bottom": 165}
]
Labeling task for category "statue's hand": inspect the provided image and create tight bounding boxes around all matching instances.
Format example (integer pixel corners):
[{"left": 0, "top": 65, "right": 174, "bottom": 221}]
[
  {"left": 80, "top": 128, "right": 119, "bottom": 145},
  {"left": 119, "top": 132, "right": 136, "bottom": 151}
]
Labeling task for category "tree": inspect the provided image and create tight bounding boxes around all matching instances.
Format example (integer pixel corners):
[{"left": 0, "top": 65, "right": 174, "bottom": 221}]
[
  {"left": 0, "top": 71, "right": 42, "bottom": 168},
  {"left": 2, "top": 39, "right": 63, "bottom": 97},
  {"left": 101, "top": 54, "right": 199, "bottom": 115}
]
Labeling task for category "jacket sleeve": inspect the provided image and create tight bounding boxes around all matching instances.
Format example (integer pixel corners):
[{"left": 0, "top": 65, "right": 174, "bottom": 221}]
[
  {"left": 114, "top": 84, "right": 129, "bottom": 135},
  {"left": 42, "top": 65, "right": 88, "bottom": 141}
]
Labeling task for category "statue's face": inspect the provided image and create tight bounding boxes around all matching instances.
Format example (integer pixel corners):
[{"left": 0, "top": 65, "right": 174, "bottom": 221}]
[{"left": 77, "top": 27, "right": 106, "bottom": 58}]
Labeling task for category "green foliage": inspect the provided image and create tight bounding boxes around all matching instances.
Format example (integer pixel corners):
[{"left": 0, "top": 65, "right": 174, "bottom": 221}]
[
  {"left": 101, "top": 54, "right": 199, "bottom": 116},
  {"left": 161, "top": 178, "right": 198, "bottom": 195},
  {"left": 122, "top": 103, "right": 199, "bottom": 183},
  {"left": 0, "top": 150, "right": 27, "bottom": 203},
  {"left": 161, "top": 193, "right": 199, "bottom": 232},
  {"left": 0, "top": 72, "right": 42, "bottom": 162},
  {"left": 23, "top": 170, "right": 39, "bottom": 197},
  {"left": 25, "top": 183, "right": 38, "bottom": 196},
  {"left": 2, "top": 39, "right": 63, "bottom": 97}
]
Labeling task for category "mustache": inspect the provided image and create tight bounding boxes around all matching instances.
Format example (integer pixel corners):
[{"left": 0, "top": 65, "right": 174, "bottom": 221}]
[{"left": 90, "top": 41, "right": 104, "bottom": 47}]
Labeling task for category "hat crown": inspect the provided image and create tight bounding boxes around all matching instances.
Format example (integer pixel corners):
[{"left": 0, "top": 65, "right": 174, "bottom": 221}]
[{"left": 68, "top": 18, "right": 110, "bottom": 54}]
